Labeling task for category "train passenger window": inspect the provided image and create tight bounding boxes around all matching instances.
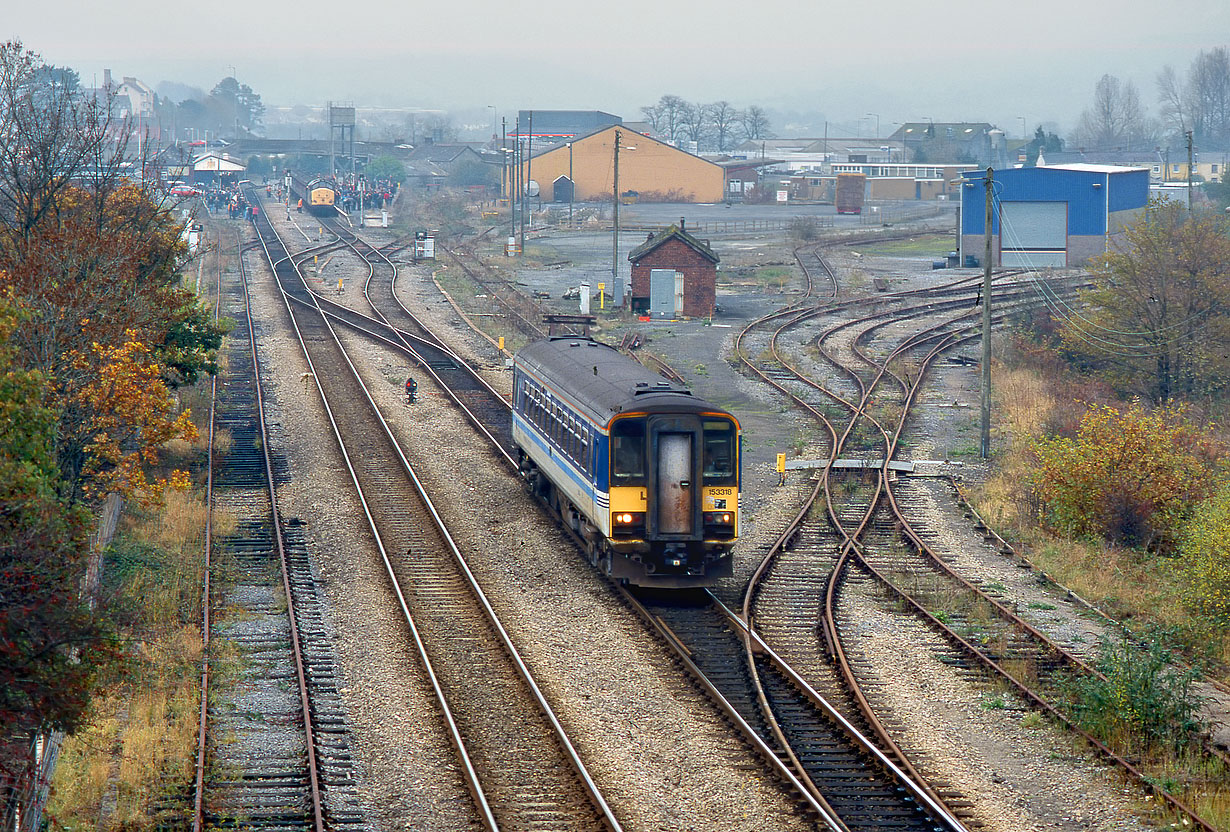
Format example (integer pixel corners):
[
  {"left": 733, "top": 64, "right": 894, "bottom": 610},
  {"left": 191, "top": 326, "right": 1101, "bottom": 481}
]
[
  {"left": 611, "top": 418, "right": 646, "bottom": 485},
  {"left": 702, "top": 420, "right": 737, "bottom": 485}
]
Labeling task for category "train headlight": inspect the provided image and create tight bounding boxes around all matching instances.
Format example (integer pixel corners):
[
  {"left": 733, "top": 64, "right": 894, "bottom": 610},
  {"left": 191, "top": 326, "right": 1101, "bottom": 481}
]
[
  {"left": 703, "top": 511, "right": 736, "bottom": 537},
  {"left": 611, "top": 511, "right": 645, "bottom": 537}
]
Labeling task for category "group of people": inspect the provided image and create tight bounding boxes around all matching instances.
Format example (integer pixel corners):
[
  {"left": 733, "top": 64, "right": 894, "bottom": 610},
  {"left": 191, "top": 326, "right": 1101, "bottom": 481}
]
[
  {"left": 201, "top": 185, "right": 258, "bottom": 221},
  {"left": 331, "top": 174, "right": 400, "bottom": 214}
]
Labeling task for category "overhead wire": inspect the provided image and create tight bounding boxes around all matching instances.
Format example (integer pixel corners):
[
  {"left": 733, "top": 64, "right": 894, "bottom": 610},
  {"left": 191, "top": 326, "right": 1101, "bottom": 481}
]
[{"left": 986, "top": 184, "right": 1216, "bottom": 356}]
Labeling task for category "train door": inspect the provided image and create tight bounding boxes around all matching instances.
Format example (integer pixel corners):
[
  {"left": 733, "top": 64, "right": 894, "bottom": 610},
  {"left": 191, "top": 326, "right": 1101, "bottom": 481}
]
[{"left": 657, "top": 433, "right": 692, "bottom": 534}]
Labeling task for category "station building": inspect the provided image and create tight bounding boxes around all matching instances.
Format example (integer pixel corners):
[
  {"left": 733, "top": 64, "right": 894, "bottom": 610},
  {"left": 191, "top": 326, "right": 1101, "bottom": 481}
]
[
  {"left": 510, "top": 124, "right": 725, "bottom": 204},
  {"left": 959, "top": 164, "right": 1150, "bottom": 268}
]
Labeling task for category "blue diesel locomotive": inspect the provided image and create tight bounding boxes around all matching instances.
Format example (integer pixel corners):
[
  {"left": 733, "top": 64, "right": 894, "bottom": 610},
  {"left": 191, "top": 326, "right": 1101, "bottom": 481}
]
[{"left": 512, "top": 336, "right": 740, "bottom": 588}]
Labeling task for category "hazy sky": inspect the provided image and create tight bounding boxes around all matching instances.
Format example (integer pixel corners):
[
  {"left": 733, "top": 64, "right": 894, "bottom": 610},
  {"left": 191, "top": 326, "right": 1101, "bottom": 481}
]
[{"left": 12, "top": 0, "right": 1230, "bottom": 137}]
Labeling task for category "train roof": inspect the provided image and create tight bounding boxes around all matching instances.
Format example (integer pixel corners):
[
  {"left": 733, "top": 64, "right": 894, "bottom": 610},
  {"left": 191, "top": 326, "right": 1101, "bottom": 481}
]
[{"left": 515, "top": 336, "right": 728, "bottom": 424}]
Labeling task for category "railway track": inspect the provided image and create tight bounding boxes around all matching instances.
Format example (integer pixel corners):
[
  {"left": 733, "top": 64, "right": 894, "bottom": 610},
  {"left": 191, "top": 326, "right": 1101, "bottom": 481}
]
[
  {"left": 246, "top": 188, "right": 621, "bottom": 831},
  {"left": 623, "top": 588, "right": 966, "bottom": 831},
  {"left": 187, "top": 231, "right": 367, "bottom": 831},
  {"left": 263, "top": 204, "right": 976, "bottom": 829},
  {"left": 735, "top": 243, "right": 1226, "bottom": 829}
]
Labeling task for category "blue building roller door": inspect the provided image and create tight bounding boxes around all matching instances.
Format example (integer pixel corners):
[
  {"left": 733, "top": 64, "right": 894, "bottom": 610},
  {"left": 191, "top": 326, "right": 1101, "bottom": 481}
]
[{"left": 1000, "top": 201, "right": 1067, "bottom": 268}]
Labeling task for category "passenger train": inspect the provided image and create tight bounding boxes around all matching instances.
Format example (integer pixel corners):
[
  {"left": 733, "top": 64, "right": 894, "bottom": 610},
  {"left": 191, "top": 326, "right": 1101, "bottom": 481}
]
[{"left": 513, "top": 336, "right": 740, "bottom": 587}]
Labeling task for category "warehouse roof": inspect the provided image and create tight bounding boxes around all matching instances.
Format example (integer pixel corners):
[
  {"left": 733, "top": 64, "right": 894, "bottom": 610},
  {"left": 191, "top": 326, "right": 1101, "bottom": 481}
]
[{"left": 1044, "top": 163, "right": 1149, "bottom": 174}]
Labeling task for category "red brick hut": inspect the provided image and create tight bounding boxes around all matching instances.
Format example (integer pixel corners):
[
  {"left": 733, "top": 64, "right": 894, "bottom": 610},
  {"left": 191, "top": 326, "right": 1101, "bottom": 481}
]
[{"left": 627, "top": 219, "right": 719, "bottom": 318}]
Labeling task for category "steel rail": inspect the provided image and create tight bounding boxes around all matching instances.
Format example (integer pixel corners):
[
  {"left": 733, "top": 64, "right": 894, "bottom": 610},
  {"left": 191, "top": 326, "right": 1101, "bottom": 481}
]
[
  {"left": 252, "top": 195, "right": 622, "bottom": 831},
  {"left": 713, "top": 593, "right": 967, "bottom": 832},
  {"left": 746, "top": 248, "right": 1221, "bottom": 830}
]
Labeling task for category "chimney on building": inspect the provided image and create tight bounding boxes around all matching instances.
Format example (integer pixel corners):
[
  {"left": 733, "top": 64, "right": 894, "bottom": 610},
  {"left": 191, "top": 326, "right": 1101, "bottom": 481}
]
[
  {"left": 103, "top": 68, "right": 112, "bottom": 89},
  {"left": 679, "top": 217, "right": 685, "bottom": 231}
]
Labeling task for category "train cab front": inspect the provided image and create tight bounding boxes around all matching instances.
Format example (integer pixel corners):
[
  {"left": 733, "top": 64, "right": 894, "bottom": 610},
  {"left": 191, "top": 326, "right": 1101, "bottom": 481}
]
[{"left": 607, "top": 412, "right": 740, "bottom": 588}]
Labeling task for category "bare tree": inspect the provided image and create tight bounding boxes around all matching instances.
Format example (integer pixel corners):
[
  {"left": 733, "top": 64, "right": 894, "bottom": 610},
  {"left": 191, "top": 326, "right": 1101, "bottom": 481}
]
[
  {"left": 656, "top": 94, "right": 687, "bottom": 143},
  {"left": 708, "top": 100, "right": 738, "bottom": 152},
  {"left": 1074, "top": 74, "right": 1154, "bottom": 149},
  {"left": 1190, "top": 47, "right": 1230, "bottom": 147},
  {"left": 0, "top": 41, "right": 128, "bottom": 246},
  {"left": 679, "top": 101, "right": 708, "bottom": 147},
  {"left": 639, "top": 102, "right": 664, "bottom": 134},
  {"left": 1157, "top": 64, "right": 1190, "bottom": 138},
  {"left": 738, "top": 105, "right": 772, "bottom": 142}
]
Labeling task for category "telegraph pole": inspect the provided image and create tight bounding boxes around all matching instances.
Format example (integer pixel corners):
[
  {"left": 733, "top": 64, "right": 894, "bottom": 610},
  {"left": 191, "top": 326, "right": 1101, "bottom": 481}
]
[
  {"left": 502, "top": 117, "right": 509, "bottom": 243},
  {"left": 612, "top": 130, "right": 621, "bottom": 307},
  {"left": 1186, "top": 130, "right": 1194, "bottom": 214},
  {"left": 981, "top": 167, "right": 994, "bottom": 460},
  {"left": 521, "top": 111, "right": 533, "bottom": 256},
  {"left": 512, "top": 118, "right": 520, "bottom": 252}
]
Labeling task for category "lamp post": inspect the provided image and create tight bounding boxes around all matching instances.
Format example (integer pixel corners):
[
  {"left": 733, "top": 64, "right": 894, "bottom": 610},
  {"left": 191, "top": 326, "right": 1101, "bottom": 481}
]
[
  {"left": 866, "top": 112, "right": 879, "bottom": 138},
  {"left": 487, "top": 105, "right": 496, "bottom": 145},
  {"left": 567, "top": 141, "right": 573, "bottom": 226},
  {"left": 1019, "top": 117, "right": 1027, "bottom": 141}
]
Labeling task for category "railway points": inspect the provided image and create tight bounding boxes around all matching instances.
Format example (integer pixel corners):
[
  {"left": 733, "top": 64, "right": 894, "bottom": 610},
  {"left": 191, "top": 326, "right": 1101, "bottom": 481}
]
[{"left": 185, "top": 184, "right": 1218, "bottom": 831}]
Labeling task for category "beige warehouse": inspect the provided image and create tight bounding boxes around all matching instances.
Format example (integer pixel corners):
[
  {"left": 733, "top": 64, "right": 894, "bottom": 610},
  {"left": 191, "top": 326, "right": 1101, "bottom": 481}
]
[{"left": 508, "top": 125, "right": 725, "bottom": 204}]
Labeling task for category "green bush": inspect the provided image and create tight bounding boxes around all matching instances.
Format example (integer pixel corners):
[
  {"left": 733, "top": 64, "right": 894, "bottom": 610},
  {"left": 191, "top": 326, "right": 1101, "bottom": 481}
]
[
  {"left": 1179, "top": 483, "right": 1230, "bottom": 630},
  {"left": 1061, "top": 631, "right": 1204, "bottom": 754}
]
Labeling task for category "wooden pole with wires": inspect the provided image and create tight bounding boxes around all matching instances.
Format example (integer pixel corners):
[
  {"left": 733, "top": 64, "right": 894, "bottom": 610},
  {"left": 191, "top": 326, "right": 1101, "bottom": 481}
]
[
  {"left": 1186, "top": 130, "right": 1194, "bottom": 214},
  {"left": 981, "top": 167, "right": 993, "bottom": 459}
]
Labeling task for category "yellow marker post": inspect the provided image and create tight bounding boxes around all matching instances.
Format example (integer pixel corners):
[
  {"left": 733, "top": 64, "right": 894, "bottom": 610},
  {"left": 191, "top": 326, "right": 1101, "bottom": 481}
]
[
  {"left": 598, "top": 282, "right": 605, "bottom": 310},
  {"left": 776, "top": 453, "right": 786, "bottom": 486},
  {"left": 336, "top": 277, "right": 344, "bottom": 293},
  {"left": 498, "top": 336, "right": 505, "bottom": 352}
]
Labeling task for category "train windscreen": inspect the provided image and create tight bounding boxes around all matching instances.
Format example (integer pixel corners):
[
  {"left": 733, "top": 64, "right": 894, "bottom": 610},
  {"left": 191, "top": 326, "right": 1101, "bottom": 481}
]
[
  {"left": 611, "top": 418, "right": 646, "bottom": 485},
  {"left": 702, "top": 420, "right": 737, "bottom": 486}
]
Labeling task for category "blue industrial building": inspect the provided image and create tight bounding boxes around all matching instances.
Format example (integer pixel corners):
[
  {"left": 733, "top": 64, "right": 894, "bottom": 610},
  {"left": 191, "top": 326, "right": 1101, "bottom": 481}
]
[{"left": 959, "top": 164, "right": 1150, "bottom": 268}]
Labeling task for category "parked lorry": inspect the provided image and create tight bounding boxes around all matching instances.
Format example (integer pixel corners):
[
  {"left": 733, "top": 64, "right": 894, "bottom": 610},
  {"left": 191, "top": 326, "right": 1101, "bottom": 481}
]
[{"left": 835, "top": 172, "right": 866, "bottom": 215}]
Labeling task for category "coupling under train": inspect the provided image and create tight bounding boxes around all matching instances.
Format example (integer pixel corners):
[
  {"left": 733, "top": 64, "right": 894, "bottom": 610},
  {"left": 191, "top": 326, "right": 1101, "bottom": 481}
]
[{"left": 513, "top": 336, "right": 740, "bottom": 588}]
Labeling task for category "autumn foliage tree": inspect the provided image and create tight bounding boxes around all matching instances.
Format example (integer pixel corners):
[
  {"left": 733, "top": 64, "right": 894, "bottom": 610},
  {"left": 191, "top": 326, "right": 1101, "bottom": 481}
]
[
  {"left": 1179, "top": 484, "right": 1230, "bottom": 631},
  {"left": 1031, "top": 402, "right": 1222, "bottom": 551},
  {"left": 1060, "top": 200, "right": 1230, "bottom": 404},
  {"left": 0, "top": 296, "right": 115, "bottom": 769},
  {"left": 0, "top": 40, "right": 220, "bottom": 761}
]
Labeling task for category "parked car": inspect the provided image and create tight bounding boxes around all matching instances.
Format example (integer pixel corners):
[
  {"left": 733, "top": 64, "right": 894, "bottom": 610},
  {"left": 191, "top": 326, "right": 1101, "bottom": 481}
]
[{"left": 169, "top": 183, "right": 202, "bottom": 197}]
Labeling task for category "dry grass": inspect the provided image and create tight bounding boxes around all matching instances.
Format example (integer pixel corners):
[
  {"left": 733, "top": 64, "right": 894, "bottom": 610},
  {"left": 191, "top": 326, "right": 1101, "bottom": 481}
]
[
  {"left": 974, "top": 360, "right": 1230, "bottom": 669},
  {"left": 211, "top": 428, "right": 233, "bottom": 457},
  {"left": 49, "top": 484, "right": 210, "bottom": 828}
]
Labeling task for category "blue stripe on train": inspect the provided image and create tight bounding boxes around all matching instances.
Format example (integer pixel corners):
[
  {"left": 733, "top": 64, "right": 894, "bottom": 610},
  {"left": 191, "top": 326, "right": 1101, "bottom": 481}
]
[{"left": 513, "top": 413, "right": 606, "bottom": 505}]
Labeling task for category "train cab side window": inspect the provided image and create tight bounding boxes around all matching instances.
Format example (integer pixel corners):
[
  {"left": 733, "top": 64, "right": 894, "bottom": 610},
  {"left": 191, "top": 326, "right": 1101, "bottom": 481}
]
[
  {"left": 611, "top": 418, "right": 646, "bottom": 485},
  {"left": 702, "top": 420, "right": 737, "bottom": 486}
]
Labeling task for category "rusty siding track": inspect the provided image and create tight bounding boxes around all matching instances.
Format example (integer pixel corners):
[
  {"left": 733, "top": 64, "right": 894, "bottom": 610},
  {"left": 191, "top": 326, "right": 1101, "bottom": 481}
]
[
  {"left": 737, "top": 246, "right": 1222, "bottom": 830},
  {"left": 186, "top": 231, "right": 368, "bottom": 831}
]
